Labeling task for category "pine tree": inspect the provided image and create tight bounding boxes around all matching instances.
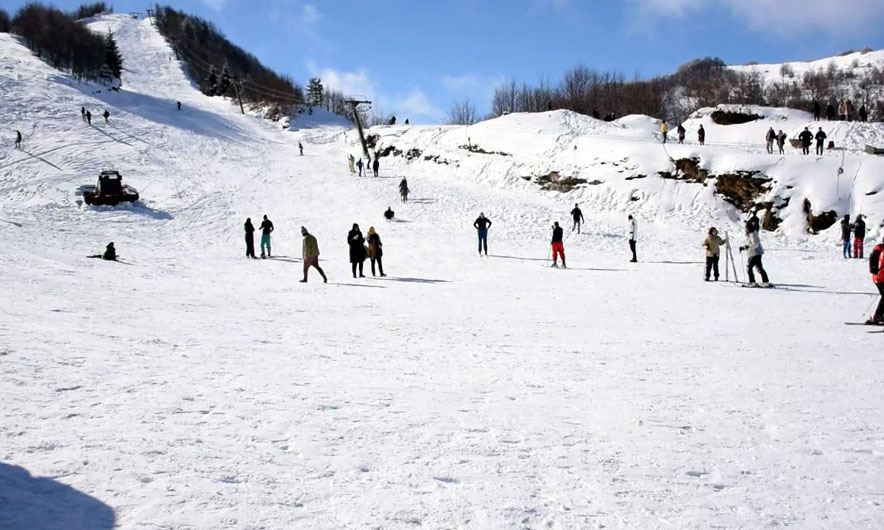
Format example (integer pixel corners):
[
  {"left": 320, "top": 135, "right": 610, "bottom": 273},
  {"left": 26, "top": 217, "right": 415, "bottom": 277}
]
[
  {"left": 104, "top": 30, "right": 123, "bottom": 80},
  {"left": 307, "top": 77, "right": 323, "bottom": 107}
]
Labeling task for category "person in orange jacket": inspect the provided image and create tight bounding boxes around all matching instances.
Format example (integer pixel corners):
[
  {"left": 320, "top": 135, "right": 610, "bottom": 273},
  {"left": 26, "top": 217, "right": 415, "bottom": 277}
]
[{"left": 868, "top": 237, "right": 884, "bottom": 325}]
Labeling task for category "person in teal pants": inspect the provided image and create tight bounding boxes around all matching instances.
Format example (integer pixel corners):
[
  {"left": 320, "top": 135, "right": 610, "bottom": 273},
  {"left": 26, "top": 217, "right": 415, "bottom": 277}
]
[{"left": 260, "top": 214, "right": 274, "bottom": 258}]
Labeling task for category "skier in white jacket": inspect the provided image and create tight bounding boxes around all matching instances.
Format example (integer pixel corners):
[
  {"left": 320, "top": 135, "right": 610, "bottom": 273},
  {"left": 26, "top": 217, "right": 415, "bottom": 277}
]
[
  {"left": 740, "top": 228, "right": 771, "bottom": 287},
  {"left": 627, "top": 215, "right": 637, "bottom": 262}
]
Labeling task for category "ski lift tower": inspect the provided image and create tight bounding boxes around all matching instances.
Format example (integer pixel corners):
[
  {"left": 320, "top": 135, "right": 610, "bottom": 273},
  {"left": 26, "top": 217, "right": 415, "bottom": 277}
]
[{"left": 345, "top": 98, "right": 372, "bottom": 158}]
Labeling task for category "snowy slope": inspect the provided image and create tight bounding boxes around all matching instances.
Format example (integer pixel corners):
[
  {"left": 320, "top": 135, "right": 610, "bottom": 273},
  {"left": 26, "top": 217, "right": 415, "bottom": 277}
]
[
  {"left": 2, "top": 15, "right": 884, "bottom": 530},
  {"left": 729, "top": 49, "right": 884, "bottom": 87}
]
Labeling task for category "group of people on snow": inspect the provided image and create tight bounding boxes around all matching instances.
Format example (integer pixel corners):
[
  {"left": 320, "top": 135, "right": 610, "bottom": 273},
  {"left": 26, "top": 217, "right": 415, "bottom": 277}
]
[
  {"left": 813, "top": 99, "right": 869, "bottom": 122},
  {"left": 841, "top": 214, "right": 867, "bottom": 259},
  {"left": 244, "top": 215, "right": 274, "bottom": 259},
  {"left": 348, "top": 153, "right": 381, "bottom": 177},
  {"left": 661, "top": 121, "right": 704, "bottom": 145},
  {"left": 796, "top": 126, "right": 828, "bottom": 155}
]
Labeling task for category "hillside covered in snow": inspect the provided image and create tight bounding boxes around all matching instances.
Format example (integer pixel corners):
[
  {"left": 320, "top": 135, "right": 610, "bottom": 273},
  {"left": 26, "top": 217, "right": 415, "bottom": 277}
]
[{"left": 2, "top": 13, "right": 884, "bottom": 530}]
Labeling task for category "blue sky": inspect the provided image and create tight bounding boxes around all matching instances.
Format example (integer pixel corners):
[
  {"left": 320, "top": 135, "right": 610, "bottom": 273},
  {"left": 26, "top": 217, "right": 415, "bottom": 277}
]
[{"left": 5, "top": 0, "right": 884, "bottom": 122}]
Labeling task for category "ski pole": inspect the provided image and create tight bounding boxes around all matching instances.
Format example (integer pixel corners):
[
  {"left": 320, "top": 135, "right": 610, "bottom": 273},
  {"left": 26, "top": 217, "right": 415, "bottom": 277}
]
[{"left": 546, "top": 244, "right": 552, "bottom": 266}]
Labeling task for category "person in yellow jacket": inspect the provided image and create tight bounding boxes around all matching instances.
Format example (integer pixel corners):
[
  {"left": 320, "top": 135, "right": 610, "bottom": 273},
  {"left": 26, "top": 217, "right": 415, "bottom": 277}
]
[
  {"left": 660, "top": 120, "right": 668, "bottom": 143},
  {"left": 300, "top": 226, "right": 327, "bottom": 283},
  {"left": 702, "top": 227, "right": 727, "bottom": 281}
]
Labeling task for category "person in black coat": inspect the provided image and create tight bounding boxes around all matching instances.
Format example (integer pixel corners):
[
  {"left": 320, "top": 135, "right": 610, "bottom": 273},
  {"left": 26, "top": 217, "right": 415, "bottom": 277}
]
[
  {"left": 244, "top": 218, "right": 256, "bottom": 258},
  {"left": 798, "top": 127, "right": 813, "bottom": 155},
  {"left": 825, "top": 103, "right": 835, "bottom": 121},
  {"left": 854, "top": 215, "right": 866, "bottom": 259},
  {"left": 812, "top": 100, "right": 820, "bottom": 121},
  {"left": 372, "top": 158, "right": 379, "bottom": 177},
  {"left": 814, "top": 127, "right": 827, "bottom": 155},
  {"left": 384, "top": 206, "right": 395, "bottom": 220},
  {"left": 348, "top": 223, "right": 366, "bottom": 278}
]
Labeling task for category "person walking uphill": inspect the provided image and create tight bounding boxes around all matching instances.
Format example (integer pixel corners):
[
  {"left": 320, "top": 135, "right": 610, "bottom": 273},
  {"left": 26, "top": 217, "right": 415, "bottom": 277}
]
[
  {"left": 300, "top": 227, "right": 327, "bottom": 283},
  {"left": 571, "top": 203, "right": 584, "bottom": 233},
  {"left": 367, "top": 227, "right": 386, "bottom": 277},
  {"left": 103, "top": 109, "right": 110, "bottom": 124},
  {"left": 740, "top": 226, "right": 770, "bottom": 287},
  {"left": 627, "top": 215, "right": 638, "bottom": 262},
  {"left": 348, "top": 223, "right": 367, "bottom": 278},
  {"left": 660, "top": 120, "right": 668, "bottom": 144},
  {"left": 260, "top": 214, "right": 274, "bottom": 258},
  {"left": 550, "top": 222, "right": 566, "bottom": 268},
  {"left": 14, "top": 130, "right": 21, "bottom": 149},
  {"left": 814, "top": 127, "right": 827, "bottom": 156},
  {"left": 244, "top": 217, "right": 256, "bottom": 259},
  {"left": 702, "top": 227, "right": 726, "bottom": 281},
  {"left": 798, "top": 127, "right": 813, "bottom": 155},
  {"left": 840, "top": 214, "right": 853, "bottom": 259},
  {"left": 854, "top": 215, "right": 866, "bottom": 259},
  {"left": 474, "top": 213, "right": 492, "bottom": 256},
  {"left": 867, "top": 237, "right": 884, "bottom": 325},
  {"left": 399, "top": 178, "right": 409, "bottom": 202}
]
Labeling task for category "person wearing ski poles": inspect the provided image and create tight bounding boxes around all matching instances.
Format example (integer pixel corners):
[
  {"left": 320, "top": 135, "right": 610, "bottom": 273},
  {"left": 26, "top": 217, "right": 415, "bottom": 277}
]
[
  {"left": 867, "top": 236, "right": 884, "bottom": 325},
  {"left": 739, "top": 222, "right": 770, "bottom": 287},
  {"left": 474, "top": 213, "right": 492, "bottom": 256},
  {"left": 550, "top": 222, "right": 566, "bottom": 268}
]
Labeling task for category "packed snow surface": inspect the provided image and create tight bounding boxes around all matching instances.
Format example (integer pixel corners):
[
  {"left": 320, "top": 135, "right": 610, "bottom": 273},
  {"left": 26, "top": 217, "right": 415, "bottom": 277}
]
[{"left": 1, "top": 15, "right": 883, "bottom": 530}]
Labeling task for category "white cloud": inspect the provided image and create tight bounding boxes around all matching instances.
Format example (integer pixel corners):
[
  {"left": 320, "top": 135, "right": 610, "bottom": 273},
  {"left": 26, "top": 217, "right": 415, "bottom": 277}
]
[
  {"left": 299, "top": 4, "right": 322, "bottom": 27},
  {"left": 396, "top": 89, "right": 446, "bottom": 122},
  {"left": 306, "top": 62, "right": 378, "bottom": 100},
  {"left": 628, "top": 0, "right": 884, "bottom": 38}
]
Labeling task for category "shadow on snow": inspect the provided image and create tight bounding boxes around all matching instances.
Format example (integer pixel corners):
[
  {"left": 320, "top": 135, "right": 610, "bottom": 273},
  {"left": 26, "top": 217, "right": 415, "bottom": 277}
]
[{"left": 0, "top": 462, "right": 115, "bottom": 530}]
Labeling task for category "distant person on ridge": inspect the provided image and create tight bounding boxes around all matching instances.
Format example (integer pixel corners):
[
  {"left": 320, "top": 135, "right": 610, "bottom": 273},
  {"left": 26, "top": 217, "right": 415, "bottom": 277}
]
[
  {"left": 14, "top": 130, "right": 21, "bottom": 149},
  {"left": 298, "top": 141, "right": 303, "bottom": 156},
  {"left": 348, "top": 223, "right": 367, "bottom": 278},
  {"left": 854, "top": 215, "right": 866, "bottom": 259},
  {"left": 367, "top": 226, "right": 386, "bottom": 277},
  {"left": 259, "top": 214, "right": 274, "bottom": 258},
  {"left": 765, "top": 127, "right": 776, "bottom": 154},
  {"left": 677, "top": 123, "right": 686, "bottom": 144},
  {"left": 798, "top": 127, "right": 813, "bottom": 155},
  {"left": 372, "top": 157, "right": 379, "bottom": 177},
  {"left": 570, "top": 203, "right": 584, "bottom": 233},
  {"left": 814, "top": 127, "right": 827, "bottom": 155},
  {"left": 840, "top": 214, "right": 853, "bottom": 259},
  {"left": 867, "top": 236, "right": 884, "bottom": 324},
  {"left": 103, "top": 109, "right": 110, "bottom": 124},
  {"left": 300, "top": 227, "right": 327, "bottom": 283},
  {"left": 660, "top": 120, "right": 668, "bottom": 143},
  {"left": 697, "top": 124, "right": 705, "bottom": 145},
  {"left": 776, "top": 130, "right": 787, "bottom": 154},
  {"left": 399, "top": 177, "right": 409, "bottom": 202},
  {"left": 177, "top": 101, "right": 182, "bottom": 111},
  {"left": 384, "top": 206, "right": 395, "bottom": 220},
  {"left": 244, "top": 217, "right": 256, "bottom": 259},
  {"left": 702, "top": 227, "right": 727, "bottom": 281},
  {"left": 550, "top": 222, "right": 566, "bottom": 268},
  {"left": 81, "top": 106, "right": 86, "bottom": 121},
  {"left": 812, "top": 100, "right": 821, "bottom": 121},
  {"left": 474, "top": 213, "right": 492, "bottom": 256},
  {"left": 628, "top": 214, "right": 638, "bottom": 262}
]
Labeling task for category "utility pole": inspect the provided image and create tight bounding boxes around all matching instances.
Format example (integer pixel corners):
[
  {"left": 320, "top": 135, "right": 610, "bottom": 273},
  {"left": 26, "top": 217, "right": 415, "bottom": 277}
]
[
  {"left": 345, "top": 99, "right": 372, "bottom": 158},
  {"left": 233, "top": 78, "right": 245, "bottom": 115}
]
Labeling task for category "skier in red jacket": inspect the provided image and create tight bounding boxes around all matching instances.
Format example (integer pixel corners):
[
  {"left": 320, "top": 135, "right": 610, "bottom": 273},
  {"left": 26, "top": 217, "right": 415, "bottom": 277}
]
[{"left": 868, "top": 237, "right": 884, "bottom": 325}]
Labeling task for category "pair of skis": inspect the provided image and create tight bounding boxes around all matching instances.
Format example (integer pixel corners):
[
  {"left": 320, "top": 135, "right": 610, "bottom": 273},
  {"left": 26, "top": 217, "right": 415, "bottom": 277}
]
[{"left": 845, "top": 322, "right": 884, "bottom": 333}]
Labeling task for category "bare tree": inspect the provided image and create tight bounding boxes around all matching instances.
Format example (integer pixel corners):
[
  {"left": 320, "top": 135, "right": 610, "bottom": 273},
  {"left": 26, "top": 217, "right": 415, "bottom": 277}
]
[{"left": 447, "top": 97, "right": 478, "bottom": 125}]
